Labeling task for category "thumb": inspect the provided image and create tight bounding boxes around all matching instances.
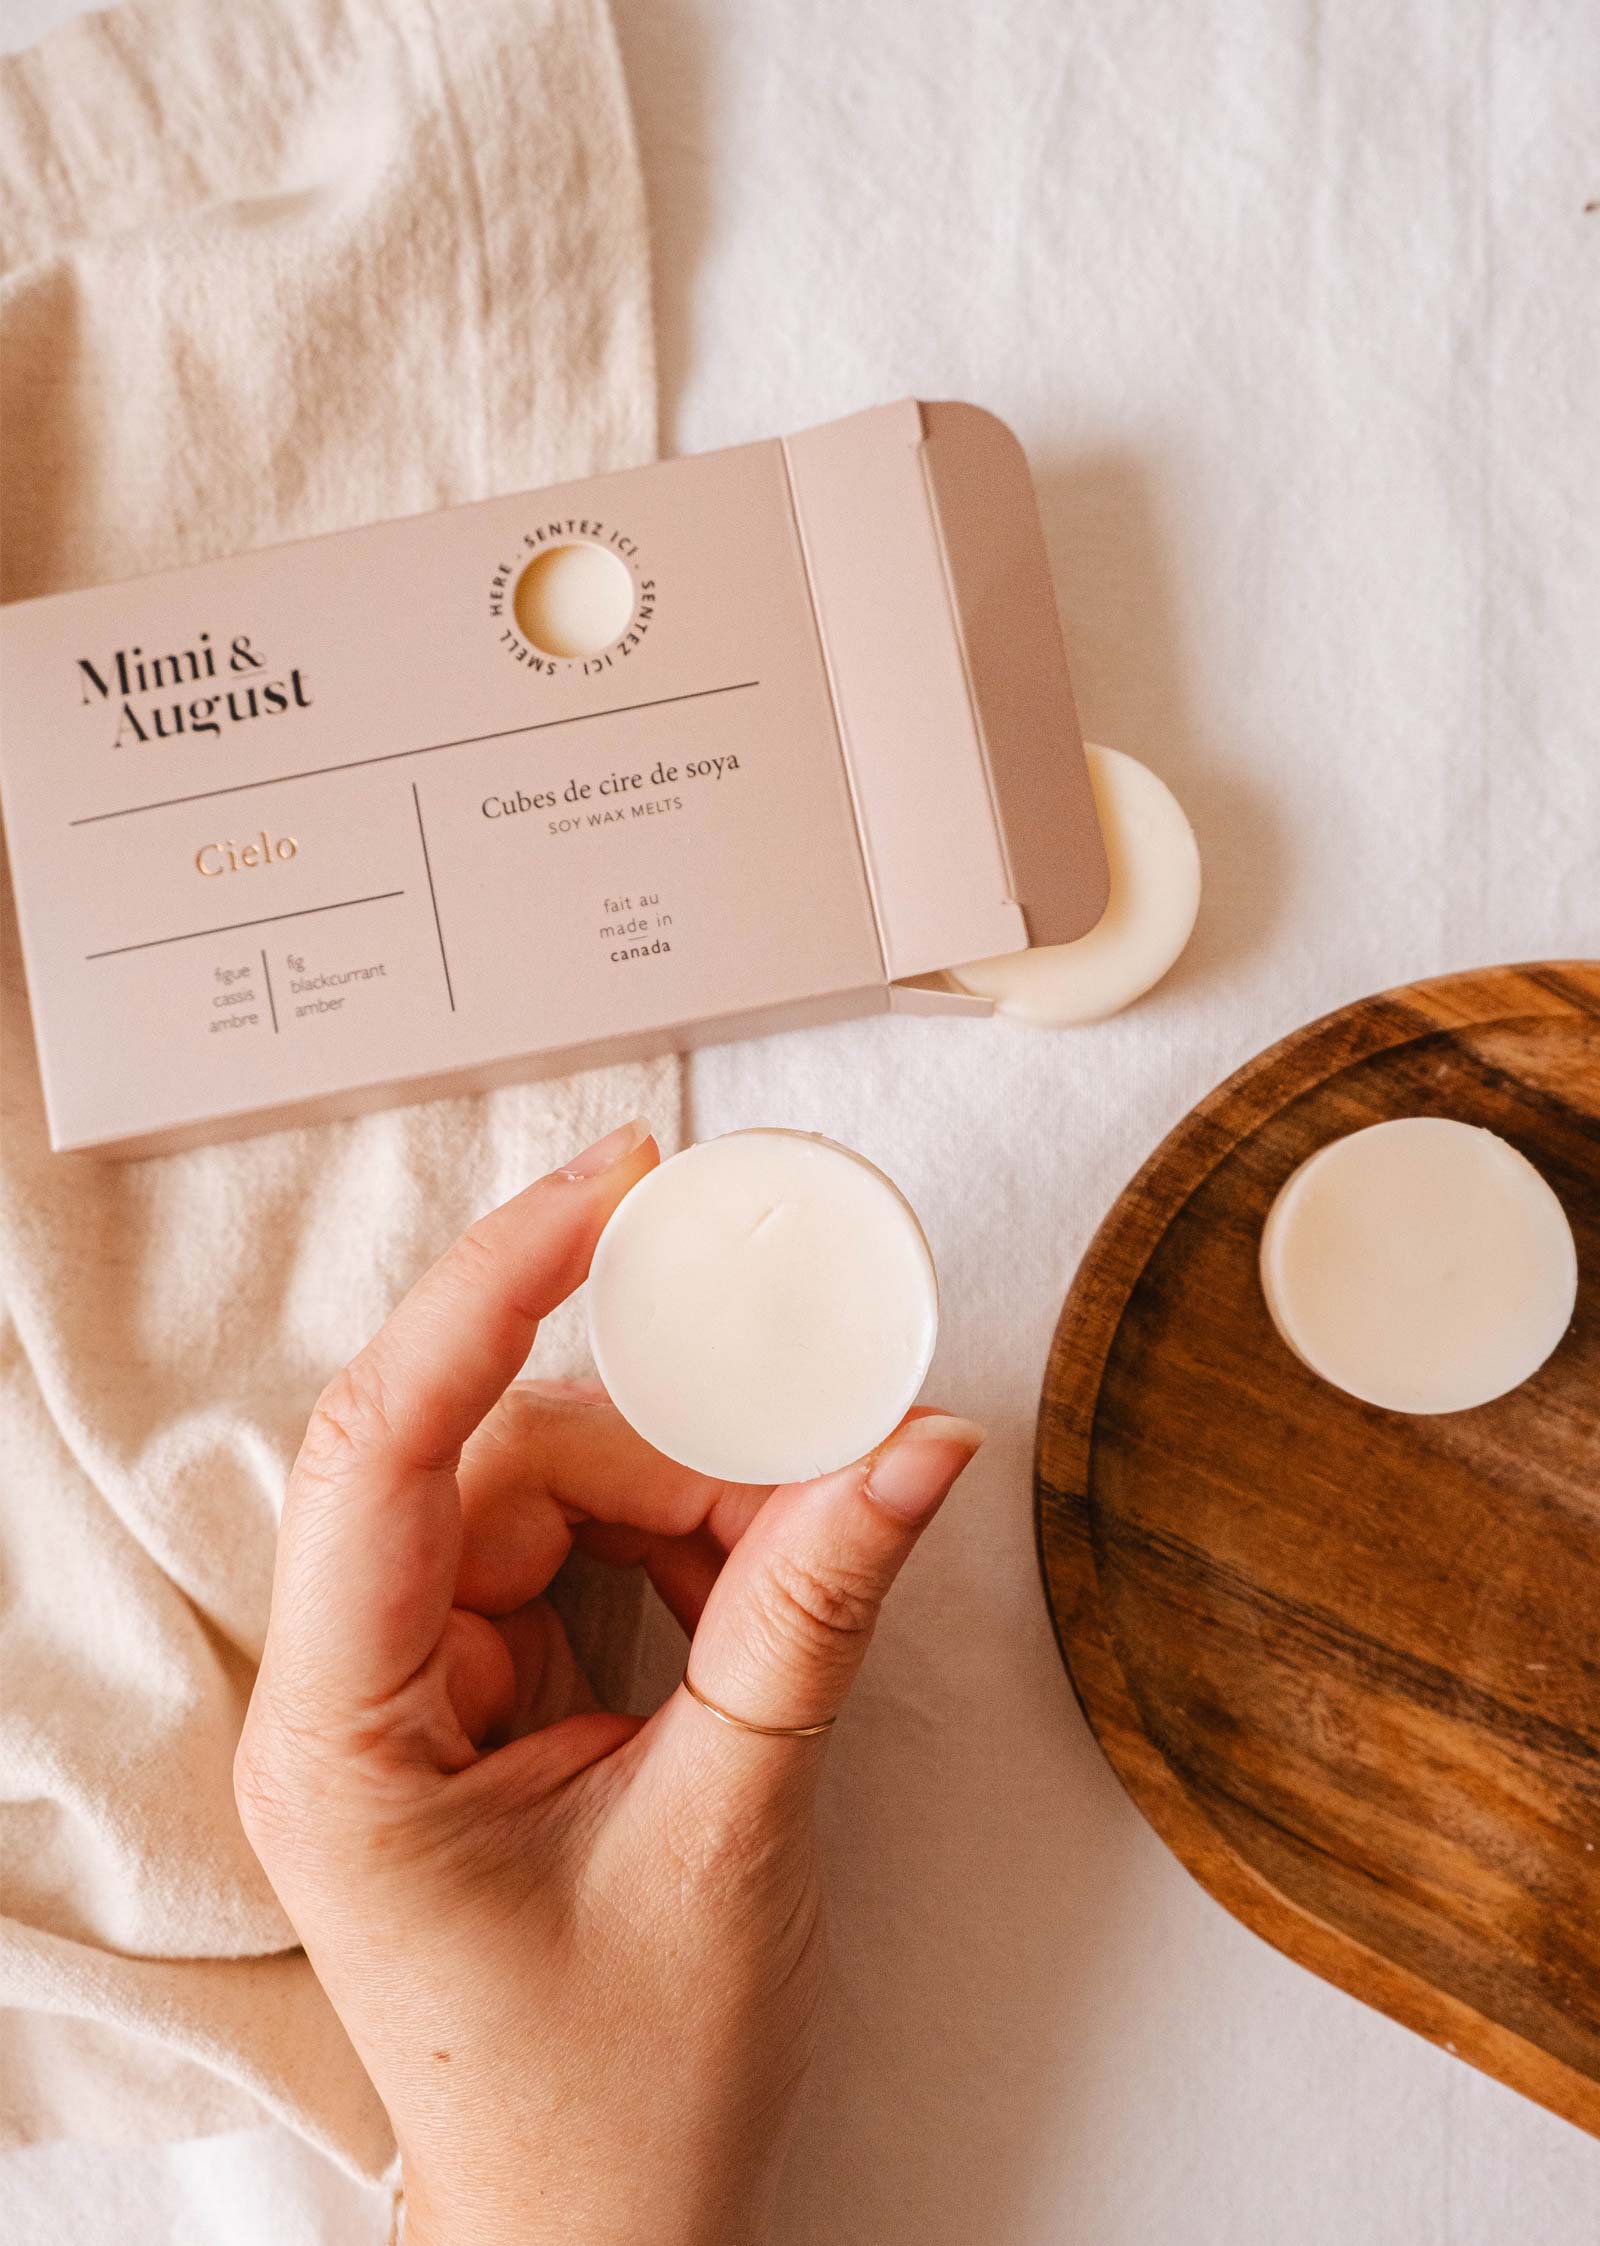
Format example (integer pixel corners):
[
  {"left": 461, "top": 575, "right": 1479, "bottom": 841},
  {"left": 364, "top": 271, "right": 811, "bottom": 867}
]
[{"left": 675, "top": 1414, "right": 984, "bottom": 1752}]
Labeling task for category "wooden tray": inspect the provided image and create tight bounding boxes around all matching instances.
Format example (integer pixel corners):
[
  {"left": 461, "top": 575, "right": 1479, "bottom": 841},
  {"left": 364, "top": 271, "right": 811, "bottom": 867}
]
[{"left": 1035, "top": 962, "right": 1600, "bottom": 2134}]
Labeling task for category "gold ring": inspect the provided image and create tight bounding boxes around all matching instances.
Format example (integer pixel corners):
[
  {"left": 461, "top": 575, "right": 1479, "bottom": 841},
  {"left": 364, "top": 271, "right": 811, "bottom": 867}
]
[{"left": 681, "top": 1671, "right": 836, "bottom": 1738}]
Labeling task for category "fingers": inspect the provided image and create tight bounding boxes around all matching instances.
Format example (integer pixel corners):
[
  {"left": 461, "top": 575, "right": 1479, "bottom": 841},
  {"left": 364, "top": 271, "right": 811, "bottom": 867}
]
[
  {"left": 267, "top": 1120, "right": 658, "bottom": 1717},
  {"left": 627, "top": 1487, "right": 771, "bottom": 1635},
  {"left": 436, "top": 1610, "right": 518, "bottom": 1756},
  {"left": 673, "top": 1413, "right": 984, "bottom": 1760},
  {"left": 634, "top": 1524, "right": 728, "bottom": 1637},
  {"left": 488, "top": 1600, "right": 600, "bottom": 1738},
  {"left": 330, "top": 1121, "right": 656, "bottom": 1480},
  {"left": 453, "top": 1383, "right": 756, "bottom": 1615}
]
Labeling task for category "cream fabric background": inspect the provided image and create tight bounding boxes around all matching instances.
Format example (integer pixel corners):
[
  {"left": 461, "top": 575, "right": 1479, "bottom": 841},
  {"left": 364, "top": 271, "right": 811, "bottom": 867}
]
[
  {"left": 0, "top": 0, "right": 671, "bottom": 2191},
  {"left": 4, "top": 1, "right": 1600, "bottom": 2241}
]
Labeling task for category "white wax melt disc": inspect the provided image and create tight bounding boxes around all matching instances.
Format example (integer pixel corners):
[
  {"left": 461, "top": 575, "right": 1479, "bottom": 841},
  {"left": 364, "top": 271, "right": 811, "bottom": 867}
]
[
  {"left": 586, "top": 1130, "right": 939, "bottom": 1485},
  {"left": 1259, "top": 1117, "right": 1578, "bottom": 1415},
  {"left": 947, "top": 743, "right": 1201, "bottom": 1026}
]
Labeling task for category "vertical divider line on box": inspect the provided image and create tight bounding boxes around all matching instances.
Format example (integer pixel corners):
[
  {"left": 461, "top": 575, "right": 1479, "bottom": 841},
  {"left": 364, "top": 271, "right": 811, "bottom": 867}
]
[
  {"left": 411, "top": 781, "right": 456, "bottom": 1012},
  {"left": 260, "top": 947, "right": 279, "bottom": 1034}
]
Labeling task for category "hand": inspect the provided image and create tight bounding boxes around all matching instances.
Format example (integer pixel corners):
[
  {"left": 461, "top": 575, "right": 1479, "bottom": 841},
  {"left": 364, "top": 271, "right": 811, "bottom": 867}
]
[{"left": 234, "top": 1120, "right": 983, "bottom": 2246}]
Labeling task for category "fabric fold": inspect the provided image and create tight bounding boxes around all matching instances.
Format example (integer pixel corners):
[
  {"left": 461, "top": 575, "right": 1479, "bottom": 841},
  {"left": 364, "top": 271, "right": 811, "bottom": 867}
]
[{"left": 0, "top": 0, "right": 667, "bottom": 2180}]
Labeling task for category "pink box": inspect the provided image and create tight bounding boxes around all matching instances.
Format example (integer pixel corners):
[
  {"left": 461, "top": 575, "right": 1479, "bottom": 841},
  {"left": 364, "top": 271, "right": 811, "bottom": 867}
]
[{"left": 0, "top": 400, "right": 1107, "bottom": 1157}]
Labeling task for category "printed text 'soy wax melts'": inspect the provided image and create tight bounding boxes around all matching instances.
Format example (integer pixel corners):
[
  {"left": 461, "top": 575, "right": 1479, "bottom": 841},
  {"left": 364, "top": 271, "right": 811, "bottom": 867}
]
[
  {"left": 948, "top": 744, "right": 1199, "bottom": 1025},
  {"left": 1259, "top": 1117, "right": 1578, "bottom": 1414},
  {"left": 586, "top": 1131, "right": 939, "bottom": 1484}
]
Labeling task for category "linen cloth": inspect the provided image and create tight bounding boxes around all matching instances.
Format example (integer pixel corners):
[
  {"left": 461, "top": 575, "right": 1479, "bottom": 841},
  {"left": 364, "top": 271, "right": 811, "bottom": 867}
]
[
  {"left": 6, "top": 1, "right": 1600, "bottom": 2242},
  {"left": 0, "top": 0, "right": 670, "bottom": 2187}
]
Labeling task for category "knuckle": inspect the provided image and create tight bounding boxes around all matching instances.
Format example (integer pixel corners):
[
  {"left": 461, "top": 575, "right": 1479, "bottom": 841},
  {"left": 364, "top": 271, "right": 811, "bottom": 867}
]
[
  {"left": 659, "top": 1786, "right": 738, "bottom": 1895},
  {"left": 757, "top": 1546, "right": 882, "bottom": 1653},
  {"left": 658, "top": 1764, "right": 786, "bottom": 1905},
  {"left": 231, "top": 1718, "right": 302, "bottom": 1845},
  {"left": 451, "top": 1222, "right": 501, "bottom": 1281},
  {"left": 448, "top": 1221, "right": 552, "bottom": 1339},
  {"left": 232, "top": 1696, "right": 404, "bottom": 1868},
  {"left": 295, "top": 1359, "right": 399, "bottom": 1485}
]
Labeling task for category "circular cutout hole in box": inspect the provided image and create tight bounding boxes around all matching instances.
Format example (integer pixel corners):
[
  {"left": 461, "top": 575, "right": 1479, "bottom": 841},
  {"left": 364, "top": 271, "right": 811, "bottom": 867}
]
[{"left": 514, "top": 543, "right": 635, "bottom": 659}]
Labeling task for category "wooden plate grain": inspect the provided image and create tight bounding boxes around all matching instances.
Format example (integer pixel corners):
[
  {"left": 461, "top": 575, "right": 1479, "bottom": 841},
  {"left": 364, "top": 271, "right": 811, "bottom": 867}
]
[{"left": 1035, "top": 962, "right": 1600, "bottom": 2134}]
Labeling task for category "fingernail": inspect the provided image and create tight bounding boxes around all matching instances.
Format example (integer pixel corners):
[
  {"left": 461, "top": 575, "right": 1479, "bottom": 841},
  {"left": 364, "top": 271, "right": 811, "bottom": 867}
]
[
  {"left": 864, "top": 1413, "right": 986, "bottom": 1524},
  {"left": 561, "top": 1117, "right": 652, "bottom": 1181}
]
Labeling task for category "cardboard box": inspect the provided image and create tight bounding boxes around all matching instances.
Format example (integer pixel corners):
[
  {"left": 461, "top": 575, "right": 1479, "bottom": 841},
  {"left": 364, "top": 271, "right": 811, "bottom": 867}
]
[{"left": 0, "top": 399, "right": 1107, "bottom": 1156}]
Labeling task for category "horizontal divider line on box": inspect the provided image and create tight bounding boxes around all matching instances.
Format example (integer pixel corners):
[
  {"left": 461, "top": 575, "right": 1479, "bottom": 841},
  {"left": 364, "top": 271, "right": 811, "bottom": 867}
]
[
  {"left": 86, "top": 890, "right": 406, "bottom": 961},
  {"left": 66, "top": 680, "right": 763, "bottom": 828}
]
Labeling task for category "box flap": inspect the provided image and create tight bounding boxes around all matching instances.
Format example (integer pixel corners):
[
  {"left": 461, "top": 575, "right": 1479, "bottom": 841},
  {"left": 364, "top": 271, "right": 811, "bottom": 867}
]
[
  {"left": 783, "top": 400, "right": 1107, "bottom": 983},
  {"left": 919, "top": 402, "right": 1109, "bottom": 950}
]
